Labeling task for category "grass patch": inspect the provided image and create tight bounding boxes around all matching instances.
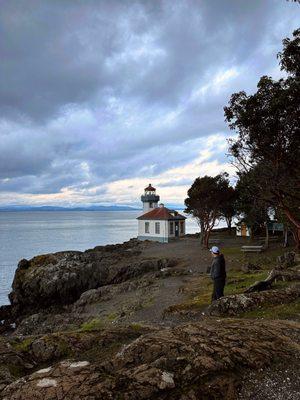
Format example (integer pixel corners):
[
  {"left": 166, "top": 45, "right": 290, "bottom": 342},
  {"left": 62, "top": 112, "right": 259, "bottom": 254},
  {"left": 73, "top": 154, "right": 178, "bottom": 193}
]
[
  {"left": 221, "top": 245, "right": 290, "bottom": 270},
  {"left": 225, "top": 271, "right": 269, "bottom": 295},
  {"left": 11, "top": 337, "right": 34, "bottom": 353},
  {"left": 107, "top": 313, "right": 118, "bottom": 321},
  {"left": 130, "top": 323, "right": 143, "bottom": 331},
  {"left": 166, "top": 270, "right": 272, "bottom": 315},
  {"left": 222, "top": 247, "right": 241, "bottom": 256},
  {"left": 80, "top": 318, "right": 104, "bottom": 332},
  {"left": 241, "top": 299, "right": 300, "bottom": 320}
]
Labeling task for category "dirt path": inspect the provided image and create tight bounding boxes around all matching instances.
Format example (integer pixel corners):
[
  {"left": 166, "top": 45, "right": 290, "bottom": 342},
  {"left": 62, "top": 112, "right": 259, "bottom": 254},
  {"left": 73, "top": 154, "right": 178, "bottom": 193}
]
[
  {"left": 142, "top": 237, "right": 212, "bottom": 273},
  {"left": 125, "top": 275, "right": 188, "bottom": 326},
  {"left": 78, "top": 272, "right": 200, "bottom": 328},
  {"left": 78, "top": 236, "right": 244, "bottom": 328}
]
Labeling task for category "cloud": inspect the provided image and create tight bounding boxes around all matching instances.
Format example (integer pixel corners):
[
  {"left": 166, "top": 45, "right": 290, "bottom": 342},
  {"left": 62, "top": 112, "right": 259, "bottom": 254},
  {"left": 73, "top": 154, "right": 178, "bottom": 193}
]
[{"left": 0, "top": 0, "right": 299, "bottom": 205}]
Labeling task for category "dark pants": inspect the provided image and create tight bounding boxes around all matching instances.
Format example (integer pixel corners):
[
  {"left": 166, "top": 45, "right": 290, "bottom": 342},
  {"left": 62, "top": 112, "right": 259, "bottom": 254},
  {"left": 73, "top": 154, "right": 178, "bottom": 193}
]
[{"left": 211, "top": 278, "right": 225, "bottom": 302}]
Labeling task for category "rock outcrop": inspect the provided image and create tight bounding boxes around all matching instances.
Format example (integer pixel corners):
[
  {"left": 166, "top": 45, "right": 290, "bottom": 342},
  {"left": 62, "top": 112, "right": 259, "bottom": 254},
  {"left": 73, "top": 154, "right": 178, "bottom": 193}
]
[
  {"left": 1, "top": 319, "right": 300, "bottom": 400},
  {"left": 73, "top": 268, "right": 174, "bottom": 309},
  {"left": 8, "top": 239, "right": 177, "bottom": 317},
  {"left": 0, "top": 336, "right": 33, "bottom": 392},
  {"left": 206, "top": 285, "right": 300, "bottom": 316},
  {"left": 10, "top": 325, "right": 154, "bottom": 365},
  {"left": 2, "top": 238, "right": 300, "bottom": 399}
]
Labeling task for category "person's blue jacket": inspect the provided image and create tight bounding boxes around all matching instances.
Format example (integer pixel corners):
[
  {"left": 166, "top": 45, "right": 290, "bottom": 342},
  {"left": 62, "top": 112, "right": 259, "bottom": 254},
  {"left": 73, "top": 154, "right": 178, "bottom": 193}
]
[{"left": 210, "top": 254, "right": 226, "bottom": 280}]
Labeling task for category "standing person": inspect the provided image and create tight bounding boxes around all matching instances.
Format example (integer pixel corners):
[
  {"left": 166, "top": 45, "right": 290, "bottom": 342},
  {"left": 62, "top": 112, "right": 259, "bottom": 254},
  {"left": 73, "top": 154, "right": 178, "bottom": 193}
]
[{"left": 210, "top": 246, "right": 226, "bottom": 302}]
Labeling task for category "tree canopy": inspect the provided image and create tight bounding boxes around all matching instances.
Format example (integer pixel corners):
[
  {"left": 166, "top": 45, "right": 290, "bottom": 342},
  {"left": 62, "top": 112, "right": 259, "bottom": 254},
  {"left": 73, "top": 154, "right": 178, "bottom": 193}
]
[
  {"left": 185, "top": 173, "right": 234, "bottom": 247},
  {"left": 224, "top": 28, "right": 300, "bottom": 248}
]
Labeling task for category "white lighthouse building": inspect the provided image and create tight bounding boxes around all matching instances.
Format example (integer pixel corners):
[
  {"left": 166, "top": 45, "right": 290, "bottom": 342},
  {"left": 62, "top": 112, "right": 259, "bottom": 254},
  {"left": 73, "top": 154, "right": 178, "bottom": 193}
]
[{"left": 137, "top": 184, "right": 186, "bottom": 243}]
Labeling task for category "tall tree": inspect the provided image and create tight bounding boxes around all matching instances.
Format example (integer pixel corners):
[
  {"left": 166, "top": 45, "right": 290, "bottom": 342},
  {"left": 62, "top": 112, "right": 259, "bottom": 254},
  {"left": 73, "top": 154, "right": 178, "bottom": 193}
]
[
  {"left": 185, "top": 173, "right": 231, "bottom": 248},
  {"left": 224, "top": 29, "right": 300, "bottom": 249},
  {"left": 235, "top": 169, "right": 270, "bottom": 242},
  {"left": 219, "top": 186, "right": 237, "bottom": 234}
]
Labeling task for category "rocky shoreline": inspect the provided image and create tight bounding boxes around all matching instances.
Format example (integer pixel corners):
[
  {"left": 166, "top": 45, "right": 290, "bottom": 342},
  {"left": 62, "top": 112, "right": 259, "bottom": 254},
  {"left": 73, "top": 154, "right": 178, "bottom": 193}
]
[
  {"left": 0, "top": 239, "right": 178, "bottom": 332},
  {"left": 1, "top": 236, "right": 300, "bottom": 399}
]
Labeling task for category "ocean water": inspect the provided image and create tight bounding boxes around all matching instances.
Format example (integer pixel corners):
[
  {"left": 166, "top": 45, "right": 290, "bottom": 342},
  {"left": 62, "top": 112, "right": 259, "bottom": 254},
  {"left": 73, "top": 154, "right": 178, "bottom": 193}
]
[{"left": 0, "top": 211, "right": 199, "bottom": 305}]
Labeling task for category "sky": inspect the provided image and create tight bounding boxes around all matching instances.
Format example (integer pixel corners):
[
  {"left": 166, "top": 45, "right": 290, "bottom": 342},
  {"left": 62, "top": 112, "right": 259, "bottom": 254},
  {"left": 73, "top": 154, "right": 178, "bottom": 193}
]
[{"left": 0, "top": 0, "right": 299, "bottom": 208}]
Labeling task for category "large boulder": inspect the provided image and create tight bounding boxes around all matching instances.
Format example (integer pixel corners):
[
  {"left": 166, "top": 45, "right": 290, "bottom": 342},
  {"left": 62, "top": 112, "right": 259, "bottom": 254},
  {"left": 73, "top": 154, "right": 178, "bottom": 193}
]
[
  {"left": 206, "top": 285, "right": 300, "bottom": 316},
  {"left": 8, "top": 240, "right": 177, "bottom": 316},
  {"left": 1, "top": 319, "right": 300, "bottom": 399}
]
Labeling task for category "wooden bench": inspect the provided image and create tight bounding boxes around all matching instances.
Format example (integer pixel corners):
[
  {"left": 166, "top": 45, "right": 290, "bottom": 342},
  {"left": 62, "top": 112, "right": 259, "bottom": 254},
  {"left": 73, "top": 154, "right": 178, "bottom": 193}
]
[
  {"left": 241, "top": 245, "right": 264, "bottom": 253},
  {"left": 258, "top": 237, "right": 279, "bottom": 243}
]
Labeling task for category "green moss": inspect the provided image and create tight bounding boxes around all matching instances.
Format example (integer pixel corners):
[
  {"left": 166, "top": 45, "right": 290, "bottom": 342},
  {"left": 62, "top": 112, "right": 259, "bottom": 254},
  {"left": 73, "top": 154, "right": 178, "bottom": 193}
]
[
  {"left": 53, "top": 336, "right": 72, "bottom": 356},
  {"left": 80, "top": 318, "right": 104, "bottom": 332},
  {"left": 11, "top": 337, "right": 34, "bottom": 352},
  {"left": 130, "top": 323, "right": 143, "bottom": 331},
  {"left": 107, "top": 313, "right": 118, "bottom": 321}
]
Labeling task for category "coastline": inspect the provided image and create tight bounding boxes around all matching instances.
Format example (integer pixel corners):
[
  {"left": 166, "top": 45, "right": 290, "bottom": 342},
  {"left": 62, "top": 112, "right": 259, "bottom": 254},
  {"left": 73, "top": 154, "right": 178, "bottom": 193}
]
[
  {"left": 0, "top": 232, "right": 299, "bottom": 399},
  {"left": 0, "top": 210, "right": 200, "bottom": 306}
]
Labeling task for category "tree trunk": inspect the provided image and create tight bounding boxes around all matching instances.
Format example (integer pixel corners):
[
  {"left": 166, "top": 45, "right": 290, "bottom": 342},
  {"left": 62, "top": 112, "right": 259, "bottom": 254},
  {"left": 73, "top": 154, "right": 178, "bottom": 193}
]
[
  {"left": 291, "top": 227, "right": 300, "bottom": 252},
  {"left": 204, "top": 229, "right": 212, "bottom": 249},
  {"left": 265, "top": 222, "right": 269, "bottom": 249},
  {"left": 249, "top": 225, "right": 254, "bottom": 240},
  {"left": 283, "top": 227, "right": 288, "bottom": 248},
  {"left": 296, "top": 228, "right": 300, "bottom": 252},
  {"left": 226, "top": 217, "right": 232, "bottom": 235},
  {"left": 281, "top": 207, "right": 300, "bottom": 252},
  {"left": 199, "top": 221, "right": 205, "bottom": 245}
]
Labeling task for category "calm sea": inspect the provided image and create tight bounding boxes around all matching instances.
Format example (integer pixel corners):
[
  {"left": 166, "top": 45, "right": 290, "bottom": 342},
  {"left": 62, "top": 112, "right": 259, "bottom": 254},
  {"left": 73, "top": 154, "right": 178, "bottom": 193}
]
[{"left": 0, "top": 211, "right": 199, "bottom": 305}]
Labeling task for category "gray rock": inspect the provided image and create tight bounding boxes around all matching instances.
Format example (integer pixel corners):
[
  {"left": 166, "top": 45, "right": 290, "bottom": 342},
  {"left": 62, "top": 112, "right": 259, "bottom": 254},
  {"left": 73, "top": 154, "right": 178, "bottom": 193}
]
[
  {"left": 2, "top": 319, "right": 300, "bottom": 400},
  {"left": 206, "top": 285, "right": 300, "bottom": 316},
  {"left": 8, "top": 240, "right": 177, "bottom": 318}
]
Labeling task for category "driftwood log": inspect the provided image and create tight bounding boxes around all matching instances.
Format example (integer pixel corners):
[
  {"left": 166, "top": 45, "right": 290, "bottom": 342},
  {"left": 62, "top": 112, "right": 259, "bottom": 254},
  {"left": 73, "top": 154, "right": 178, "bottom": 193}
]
[
  {"left": 243, "top": 251, "right": 298, "bottom": 293},
  {"left": 244, "top": 268, "right": 300, "bottom": 293}
]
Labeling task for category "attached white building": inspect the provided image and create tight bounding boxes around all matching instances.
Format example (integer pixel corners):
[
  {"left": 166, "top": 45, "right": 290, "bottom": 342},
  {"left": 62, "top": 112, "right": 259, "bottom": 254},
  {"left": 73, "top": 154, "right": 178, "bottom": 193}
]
[
  {"left": 137, "top": 184, "right": 186, "bottom": 243},
  {"left": 236, "top": 222, "right": 251, "bottom": 237}
]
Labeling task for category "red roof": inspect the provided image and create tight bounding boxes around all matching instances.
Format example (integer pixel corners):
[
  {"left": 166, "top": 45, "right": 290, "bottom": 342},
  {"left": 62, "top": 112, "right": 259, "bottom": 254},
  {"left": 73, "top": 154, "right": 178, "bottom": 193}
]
[
  {"left": 137, "top": 206, "right": 186, "bottom": 221},
  {"left": 144, "top": 183, "right": 156, "bottom": 191}
]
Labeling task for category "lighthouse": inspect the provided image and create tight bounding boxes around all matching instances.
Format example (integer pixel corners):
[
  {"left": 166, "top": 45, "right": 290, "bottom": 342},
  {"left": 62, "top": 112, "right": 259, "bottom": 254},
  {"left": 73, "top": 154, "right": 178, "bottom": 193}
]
[
  {"left": 141, "top": 183, "right": 160, "bottom": 213},
  {"left": 137, "top": 184, "right": 186, "bottom": 243}
]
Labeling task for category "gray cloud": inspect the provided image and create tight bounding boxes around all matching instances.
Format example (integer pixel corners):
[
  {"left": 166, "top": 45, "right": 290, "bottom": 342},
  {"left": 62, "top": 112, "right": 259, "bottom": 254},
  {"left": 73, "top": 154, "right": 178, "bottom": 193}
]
[{"left": 0, "top": 0, "right": 299, "bottom": 203}]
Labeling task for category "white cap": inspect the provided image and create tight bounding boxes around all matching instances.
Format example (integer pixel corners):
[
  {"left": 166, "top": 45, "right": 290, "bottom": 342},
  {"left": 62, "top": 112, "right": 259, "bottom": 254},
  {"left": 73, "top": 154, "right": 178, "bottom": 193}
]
[{"left": 210, "top": 246, "right": 220, "bottom": 254}]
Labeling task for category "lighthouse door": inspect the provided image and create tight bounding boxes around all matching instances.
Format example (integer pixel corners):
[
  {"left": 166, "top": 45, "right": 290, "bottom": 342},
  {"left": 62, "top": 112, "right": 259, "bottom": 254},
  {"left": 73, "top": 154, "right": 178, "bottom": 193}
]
[{"left": 175, "top": 222, "right": 179, "bottom": 237}]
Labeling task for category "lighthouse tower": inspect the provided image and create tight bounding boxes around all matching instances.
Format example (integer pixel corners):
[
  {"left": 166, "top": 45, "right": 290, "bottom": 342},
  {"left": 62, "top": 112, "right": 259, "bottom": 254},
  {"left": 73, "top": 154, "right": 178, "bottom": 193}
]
[
  {"left": 141, "top": 184, "right": 160, "bottom": 213},
  {"left": 137, "top": 184, "right": 186, "bottom": 242}
]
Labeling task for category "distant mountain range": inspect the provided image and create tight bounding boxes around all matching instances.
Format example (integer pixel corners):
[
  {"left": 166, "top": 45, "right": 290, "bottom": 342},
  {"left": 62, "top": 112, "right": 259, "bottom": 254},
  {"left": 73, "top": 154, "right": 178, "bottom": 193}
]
[{"left": 0, "top": 205, "right": 141, "bottom": 212}]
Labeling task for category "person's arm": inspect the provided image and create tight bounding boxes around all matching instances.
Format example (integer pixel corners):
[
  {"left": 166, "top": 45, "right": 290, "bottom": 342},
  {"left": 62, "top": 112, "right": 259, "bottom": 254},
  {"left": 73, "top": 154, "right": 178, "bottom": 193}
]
[{"left": 212, "top": 258, "right": 221, "bottom": 279}]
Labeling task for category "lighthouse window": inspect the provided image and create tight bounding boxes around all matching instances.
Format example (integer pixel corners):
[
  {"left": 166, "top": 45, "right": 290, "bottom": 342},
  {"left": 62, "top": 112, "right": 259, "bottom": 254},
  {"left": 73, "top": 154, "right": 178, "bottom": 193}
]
[
  {"left": 180, "top": 221, "right": 184, "bottom": 234},
  {"left": 145, "top": 222, "right": 150, "bottom": 233},
  {"left": 170, "top": 222, "right": 174, "bottom": 234},
  {"left": 155, "top": 222, "right": 160, "bottom": 234}
]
